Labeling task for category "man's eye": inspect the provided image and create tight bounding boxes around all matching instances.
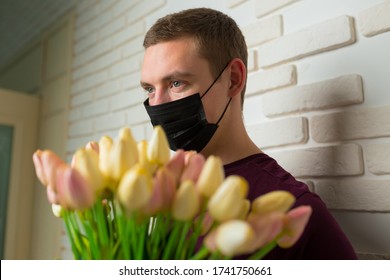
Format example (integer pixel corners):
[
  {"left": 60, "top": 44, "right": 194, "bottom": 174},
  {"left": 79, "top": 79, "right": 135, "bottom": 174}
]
[
  {"left": 171, "top": 81, "right": 182, "bottom": 88},
  {"left": 144, "top": 87, "right": 154, "bottom": 94}
]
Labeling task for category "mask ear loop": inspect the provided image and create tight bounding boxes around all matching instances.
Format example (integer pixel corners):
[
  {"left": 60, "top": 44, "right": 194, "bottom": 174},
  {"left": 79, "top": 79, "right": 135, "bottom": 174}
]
[
  {"left": 200, "top": 62, "right": 230, "bottom": 99},
  {"left": 216, "top": 97, "right": 232, "bottom": 125}
]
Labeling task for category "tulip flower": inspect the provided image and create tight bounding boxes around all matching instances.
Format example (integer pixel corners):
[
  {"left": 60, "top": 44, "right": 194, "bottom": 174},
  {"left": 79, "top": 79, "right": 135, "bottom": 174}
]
[
  {"left": 237, "top": 199, "right": 251, "bottom": 220},
  {"left": 34, "top": 150, "right": 67, "bottom": 190},
  {"left": 196, "top": 155, "right": 224, "bottom": 197},
  {"left": 247, "top": 212, "right": 284, "bottom": 249},
  {"left": 46, "top": 187, "right": 59, "bottom": 204},
  {"left": 56, "top": 165, "right": 95, "bottom": 210},
  {"left": 277, "top": 206, "right": 312, "bottom": 248},
  {"left": 117, "top": 165, "right": 153, "bottom": 212},
  {"left": 32, "top": 150, "right": 47, "bottom": 186},
  {"left": 137, "top": 140, "right": 158, "bottom": 175},
  {"left": 165, "top": 149, "right": 185, "bottom": 183},
  {"left": 85, "top": 141, "right": 99, "bottom": 154},
  {"left": 52, "top": 203, "right": 64, "bottom": 218},
  {"left": 110, "top": 128, "right": 138, "bottom": 182},
  {"left": 215, "top": 220, "right": 255, "bottom": 256},
  {"left": 208, "top": 175, "right": 248, "bottom": 222},
  {"left": 172, "top": 180, "right": 200, "bottom": 221},
  {"left": 72, "top": 148, "right": 105, "bottom": 194},
  {"left": 98, "top": 135, "right": 113, "bottom": 178},
  {"left": 251, "top": 190, "right": 295, "bottom": 215},
  {"left": 142, "top": 167, "right": 176, "bottom": 215},
  {"left": 180, "top": 153, "right": 205, "bottom": 183},
  {"left": 147, "top": 125, "right": 170, "bottom": 166}
]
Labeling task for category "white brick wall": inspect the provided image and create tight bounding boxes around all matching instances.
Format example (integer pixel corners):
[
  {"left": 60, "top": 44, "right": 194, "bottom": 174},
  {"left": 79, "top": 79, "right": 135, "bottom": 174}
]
[{"left": 67, "top": 0, "right": 390, "bottom": 259}]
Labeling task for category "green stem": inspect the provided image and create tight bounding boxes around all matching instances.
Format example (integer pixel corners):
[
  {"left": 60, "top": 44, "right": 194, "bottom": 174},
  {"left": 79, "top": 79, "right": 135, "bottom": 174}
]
[
  {"left": 248, "top": 240, "right": 277, "bottom": 260},
  {"left": 162, "top": 220, "right": 182, "bottom": 260},
  {"left": 189, "top": 246, "right": 210, "bottom": 260},
  {"left": 175, "top": 221, "right": 191, "bottom": 259}
]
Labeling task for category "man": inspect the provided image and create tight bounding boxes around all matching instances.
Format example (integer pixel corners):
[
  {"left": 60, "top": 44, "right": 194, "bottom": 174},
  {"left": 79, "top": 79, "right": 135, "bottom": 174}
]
[{"left": 140, "top": 7, "right": 357, "bottom": 259}]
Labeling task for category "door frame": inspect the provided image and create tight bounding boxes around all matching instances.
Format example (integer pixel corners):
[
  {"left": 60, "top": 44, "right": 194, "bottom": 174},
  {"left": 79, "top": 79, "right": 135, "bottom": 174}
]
[{"left": 0, "top": 89, "right": 39, "bottom": 259}]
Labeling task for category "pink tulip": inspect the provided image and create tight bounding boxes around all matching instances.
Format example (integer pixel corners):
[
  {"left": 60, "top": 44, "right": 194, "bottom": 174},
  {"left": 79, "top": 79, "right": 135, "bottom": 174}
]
[
  {"left": 142, "top": 167, "right": 176, "bottom": 215},
  {"left": 165, "top": 149, "right": 185, "bottom": 183},
  {"left": 40, "top": 150, "right": 67, "bottom": 191},
  {"left": 56, "top": 165, "right": 95, "bottom": 210},
  {"left": 85, "top": 141, "right": 99, "bottom": 154},
  {"left": 180, "top": 153, "right": 205, "bottom": 184},
  {"left": 46, "top": 186, "right": 59, "bottom": 204},
  {"left": 247, "top": 212, "right": 284, "bottom": 249},
  {"left": 277, "top": 206, "right": 312, "bottom": 248},
  {"left": 32, "top": 150, "right": 47, "bottom": 186}
]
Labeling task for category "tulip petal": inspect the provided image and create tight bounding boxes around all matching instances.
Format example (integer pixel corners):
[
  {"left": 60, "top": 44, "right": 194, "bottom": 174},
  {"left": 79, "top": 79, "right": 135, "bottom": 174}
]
[
  {"left": 252, "top": 190, "right": 295, "bottom": 215},
  {"left": 172, "top": 180, "right": 200, "bottom": 221},
  {"left": 180, "top": 153, "right": 205, "bottom": 184},
  {"left": 196, "top": 155, "right": 224, "bottom": 197},
  {"left": 277, "top": 206, "right": 312, "bottom": 248},
  {"left": 147, "top": 125, "right": 170, "bottom": 166},
  {"left": 165, "top": 149, "right": 185, "bottom": 183},
  {"left": 32, "top": 150, "right": 47, "bottom": 186},
  {"left": 215, "top": 220, "right": 255, "bottom": 256}
]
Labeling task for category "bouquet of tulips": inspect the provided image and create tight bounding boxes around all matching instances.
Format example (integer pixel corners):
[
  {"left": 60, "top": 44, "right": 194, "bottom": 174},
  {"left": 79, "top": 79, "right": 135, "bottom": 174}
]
[{"left": 32, "top": 126, "right": 312, "bottom": 260}]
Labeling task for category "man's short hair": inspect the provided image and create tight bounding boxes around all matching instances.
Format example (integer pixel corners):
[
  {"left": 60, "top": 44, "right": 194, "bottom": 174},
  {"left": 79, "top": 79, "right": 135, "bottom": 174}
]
[{"left": 143, "top": 8, "right": 248, "bottom": 106}]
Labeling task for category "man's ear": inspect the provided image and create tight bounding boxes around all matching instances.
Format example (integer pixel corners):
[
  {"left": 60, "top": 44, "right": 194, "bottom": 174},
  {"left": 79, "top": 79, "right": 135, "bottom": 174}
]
[{"left": 228, "top": 58, "right": 246, "bottom": 98}]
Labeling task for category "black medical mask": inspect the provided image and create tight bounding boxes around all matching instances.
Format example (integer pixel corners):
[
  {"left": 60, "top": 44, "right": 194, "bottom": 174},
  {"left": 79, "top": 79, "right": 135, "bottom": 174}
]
[{"left": 144, "top": 63, "right": 231, "bottom": 152}]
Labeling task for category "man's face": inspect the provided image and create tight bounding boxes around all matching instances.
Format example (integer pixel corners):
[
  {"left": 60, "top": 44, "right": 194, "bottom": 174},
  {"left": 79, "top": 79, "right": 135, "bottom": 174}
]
[{"left": 140, "top": 38, "right": 228, "bottom": 124}]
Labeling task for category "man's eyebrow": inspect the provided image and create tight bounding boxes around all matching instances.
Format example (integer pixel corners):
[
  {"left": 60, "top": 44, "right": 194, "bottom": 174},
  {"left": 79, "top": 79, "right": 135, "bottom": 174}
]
[{"left": 140, "top": 71, "right": 196, "bottom": 87}]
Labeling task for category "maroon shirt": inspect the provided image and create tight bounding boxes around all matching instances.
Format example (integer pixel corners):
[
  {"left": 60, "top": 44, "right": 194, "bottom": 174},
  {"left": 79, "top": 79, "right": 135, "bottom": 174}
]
[{"left": 224, "top": 153, "right": 357, "bottom": 260}]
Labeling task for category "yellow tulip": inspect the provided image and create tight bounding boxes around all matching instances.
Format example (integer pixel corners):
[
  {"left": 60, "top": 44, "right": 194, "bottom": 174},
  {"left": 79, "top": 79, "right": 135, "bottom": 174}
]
[
  {"left": 237, "top": 199, "right": 251, "bottom": 220},
  {"left": 72, "top": 148, "right": 105, "bottom": 194},
  {"left": 117, "top": 166, "right": 152, "bottom": 212},
  {"left": 196, "top": 155, "right": 224, "bottom": 197},
  {"left": 85, "top": 141, "right": 99, "bottom": 154},
  {"left": 208, "top": 175, "right": 248, "bottom": 222},
  {"left": 137, "top": 140, "right": 157, "bottom": 175},
  {"left": 172, "top": 180, "right": 200, "bottom": 221},
  {"left": 252, "top": 190, "right": 295, "bottom": 215},
  {"left": 147, "top": 125, "right": 170, "bottom": 166},
  {"left": 98, "top": 135, "right": 113, "bottom": 178},
  {"left": 110, "top": 127, "right": 138, "bottom": 181},
  {"left": 215, "top": 220, "right": 255, "bottom": 256}
]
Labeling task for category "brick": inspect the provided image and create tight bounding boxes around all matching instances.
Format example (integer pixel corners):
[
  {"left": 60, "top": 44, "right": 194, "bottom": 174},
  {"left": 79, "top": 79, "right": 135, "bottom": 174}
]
[
  {"left": 122, "top": 71, "right": 142, "bottom": 90},
  {"left": 122, "top": 36, "right": 144, "bottom": 58},
  {"left": 76, "top": 1, "right": 99, "bottom": 28},
  {"left": 357, "top": 0, "right": 390, "bottom": 37},
  {"left": 74, "top": 32, "right": 98, "bottom": 55},
  {"left": 255, "top": 0, "right": 300, "bottom": 18},
  {"left": 68, "top": 107, "right": 82, "bottom": 122},
  {"left": 247, "top": 117, "right": 307, "bottom": 148},
  {"left": 99, "top": 17, "right": 126, "bottom": 40},
  {"left": 95, "top": 78, "right": 121, "bottom": 99},
  {"left": 247, "top": 64, "right": 296, "bottom": 96},
  {"left": 72, "top": 70, "right": 107, "bottom": 94},
  {"left": 242, "top": 15, "right": 283, "bottom": 48},
  {"left": 108, "top": 55, "right": 140, "bottom": 79},
  {"left": 71, "top": 89, "right": 94, "bottom": 107},
  {"left": 227, "top": 0, "right": 247, "bottom": 8},
  {"left": 94, "top": 111, "right": 126, "bottom": 132},
  {"left": 126, "top": 104, "right": 150, "bottom": 125},
  {"left": 247, "top": 49, "right": 257, "bottom": 72},
  {"left": 76, "top": 11, "right": 111, "bottom": 42},
  {"left": 73, "top": 37, "right": 112, "bottom": 68},
  {"left": 112, "top": 0, "right": 142, "bottom": 18},
  {"left": 80, "top": 98, "right": 109, "bottom": 118},
  {"left": 66, "top": 134, "right": 95, "bottom": 153},
  {"left": 111, "top": 21, "right": 144, "bottom": 48},
  {"left": 366, "top": 142, "right": 390, "bottom": 175},
  {"left": 126, "top": 0, "right": 166, "bottom": 25},
  {"left": 263, "top": 74, "right": 363, "bottom": 117},
  {"left": 257, "top": 15, "right": 355, "bottom": 68},
  {"left": 110, "top": 88, "right": 144, "bottom": 111},
  {"left": 315, "top": 179, "right": 390, "bottom": 211},
  {"left": 311, "top": 105, "right": 390, "bottom": 143},
  {"left": 68, "top": 119, "right": 94, "bottom": 137},
  {"left": 268, "top": 144, "right": 363, "bottom": 177}
]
